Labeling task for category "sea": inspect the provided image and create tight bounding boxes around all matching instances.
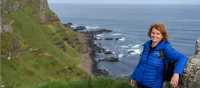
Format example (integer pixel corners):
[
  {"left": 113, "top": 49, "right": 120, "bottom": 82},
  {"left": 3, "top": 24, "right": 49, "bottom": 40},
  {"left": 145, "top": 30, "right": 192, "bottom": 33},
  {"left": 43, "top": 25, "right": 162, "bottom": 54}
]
[{"left": 48, "top": 3, "right": 200, "bottom": 77}]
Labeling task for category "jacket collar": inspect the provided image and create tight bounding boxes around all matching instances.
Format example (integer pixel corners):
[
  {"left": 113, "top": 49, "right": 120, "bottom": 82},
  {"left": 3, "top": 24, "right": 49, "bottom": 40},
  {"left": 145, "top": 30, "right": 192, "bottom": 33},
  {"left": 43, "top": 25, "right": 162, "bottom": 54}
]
[{"left": 144, "top": 40, "right": 170, "bottom": 50}]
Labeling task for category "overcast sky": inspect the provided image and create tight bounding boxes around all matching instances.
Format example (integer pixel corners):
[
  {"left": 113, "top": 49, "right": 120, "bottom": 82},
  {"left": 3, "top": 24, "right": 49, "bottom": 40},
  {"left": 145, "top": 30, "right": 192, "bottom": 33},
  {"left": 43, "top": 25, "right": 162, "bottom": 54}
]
[{"left": 48, "top": 0, "right": 200, "bottom": 4}]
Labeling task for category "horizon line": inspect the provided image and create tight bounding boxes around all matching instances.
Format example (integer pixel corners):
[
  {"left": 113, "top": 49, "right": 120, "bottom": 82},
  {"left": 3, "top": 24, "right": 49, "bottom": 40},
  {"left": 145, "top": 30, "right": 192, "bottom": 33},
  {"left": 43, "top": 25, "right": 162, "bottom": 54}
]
[{"left": 48, "top": 2, "right": 200, "bottom": 5}]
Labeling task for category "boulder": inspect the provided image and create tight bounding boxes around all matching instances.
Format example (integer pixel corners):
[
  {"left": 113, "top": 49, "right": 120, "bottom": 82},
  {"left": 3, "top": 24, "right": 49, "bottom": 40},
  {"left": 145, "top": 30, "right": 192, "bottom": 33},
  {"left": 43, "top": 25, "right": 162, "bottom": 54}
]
[
  {"left": 89, "top": 28, "right": 112, "bottom": 34},
  {"left": 74, "top": 26, "right": 86, "bottom": 31},
  {"left": 103, "top": 56, "right": 119, "bottom": 62},
  {"left": 103, "top": 51, "right": 119, "bottom": 62},
  {"left": 104, "top": 37, "right": 114, "bottom": 40},
  {"left": 63, "top": 22, "right": 73, "bottom": 28},
  {"left": 94, "top": 69, "right": 109, "bottom": 76}
]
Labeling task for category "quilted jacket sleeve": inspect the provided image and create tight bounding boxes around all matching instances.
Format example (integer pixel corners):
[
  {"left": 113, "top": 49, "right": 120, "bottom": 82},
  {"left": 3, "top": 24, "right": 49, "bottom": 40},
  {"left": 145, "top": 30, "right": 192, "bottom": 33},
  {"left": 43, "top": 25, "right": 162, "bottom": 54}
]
[{"left": 163, "top": 44, "right": 188, "bottom": 74}]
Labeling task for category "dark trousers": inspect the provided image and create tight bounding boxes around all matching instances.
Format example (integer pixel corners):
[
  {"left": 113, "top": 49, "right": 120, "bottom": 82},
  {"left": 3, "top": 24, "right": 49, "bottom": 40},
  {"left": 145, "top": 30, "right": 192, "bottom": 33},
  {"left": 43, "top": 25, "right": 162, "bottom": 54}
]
[{"left": 136, "top": 82, "right": 151, "bottom": 88}]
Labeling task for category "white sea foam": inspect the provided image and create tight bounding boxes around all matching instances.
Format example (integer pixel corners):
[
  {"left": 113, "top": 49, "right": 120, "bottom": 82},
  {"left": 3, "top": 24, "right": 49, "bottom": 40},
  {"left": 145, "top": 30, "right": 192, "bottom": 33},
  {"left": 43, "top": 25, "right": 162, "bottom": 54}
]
[
  {"left": 96, "top": 36, "right": 102, "bottom": 40},
  {"left": 118, "top": 53, "right": 124, "bottom": 58},
  {"left": 112, "top": 33, "right": 122, "bottom": 36},
  {"left": 120, "top": 45, "right": 129, "bottom": 48},
  {"left": 71, "top": 25, "right": 78, "bottom": 28},
  {"left": 127, "top": 43, "right": 143, "bottom": 55},
  {"left": 70, "top": 23, "right": 80, "bottom": 28},
  {"left": 128, "top": 49, "right": 142, "bottom": 55},
  {"left": 134, "top": 49, "right": 142, "bottom": 55},
  {"left": 118, "top": 37, "right": 126, "bottom": 41},
  {"left": 105, "top": 48, "right": 111, "bottom": 52},
  {"left": 127, "top": 48, "right": 133, "bottom": 52},
  {"left": 96, "top": 34, "right": 104, "bottom": 37},
  {"left": 96, "top": 34, "right": 104, "bottom": 40},
  {"left": 131, "top": 44, "right": 141, "bottom": 48},
  {"left": 129, "top": 52, "right": 137, "bottom": 55},
  {"left": 85, "top": 25, "right": 100, "bottom": 29}
]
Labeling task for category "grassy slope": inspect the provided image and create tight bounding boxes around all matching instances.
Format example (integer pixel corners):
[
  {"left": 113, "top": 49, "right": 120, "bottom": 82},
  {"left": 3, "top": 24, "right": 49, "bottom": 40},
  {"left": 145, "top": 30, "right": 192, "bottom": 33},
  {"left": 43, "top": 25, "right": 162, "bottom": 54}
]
[
  {"left": 1, "top": 1, "right": 133, "bottom": 88},
  {"left": 1, "top": 5, "right": 87, "bottom": 88},
  {"left": 38, "top": 77, "right": 132, "bottom": 88}
]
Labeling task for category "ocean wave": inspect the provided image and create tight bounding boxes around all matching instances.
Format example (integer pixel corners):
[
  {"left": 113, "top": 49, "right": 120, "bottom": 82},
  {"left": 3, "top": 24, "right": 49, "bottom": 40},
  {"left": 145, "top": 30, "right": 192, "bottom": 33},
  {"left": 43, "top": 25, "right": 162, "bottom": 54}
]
[
  {"left": 120, "top": 45, "right": 129, "bottom": 48},
  {"left": 96, "top": 34, "right": 105, "bottom": 37},
  {"left": 118, "top": 37, "right": 126, "bottom": 41},
  {"left": 126, "top": 43, "right": 143, "bottom": 55},
  {"left": 85, "top": 25, "right": 100, "bottom": 29},
  {"left": 111, "top": 33, "right": 122, "bottom": 36},
  {"left": 128, "top": 48, "right": 142, "bottom": 55},
  {"left": 133, "top": 49, "right": 142, "bottom": 55},
  {"left": 118, "top": 53, "right": 124, "bottom": 58},
  {"left": 131, "top": 44, "right": 141, "bottom": 48},
  {"left": 71, "top": 24, "right": 78, "bottom": 28}
]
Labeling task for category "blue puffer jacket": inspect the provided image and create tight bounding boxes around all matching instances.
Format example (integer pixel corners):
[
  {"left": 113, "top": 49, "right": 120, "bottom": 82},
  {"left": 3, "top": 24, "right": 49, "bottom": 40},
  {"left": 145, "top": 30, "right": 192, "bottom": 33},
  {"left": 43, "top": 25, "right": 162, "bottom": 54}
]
[{"left": 130, "top": 40, "right": 188, "bottom": 88}]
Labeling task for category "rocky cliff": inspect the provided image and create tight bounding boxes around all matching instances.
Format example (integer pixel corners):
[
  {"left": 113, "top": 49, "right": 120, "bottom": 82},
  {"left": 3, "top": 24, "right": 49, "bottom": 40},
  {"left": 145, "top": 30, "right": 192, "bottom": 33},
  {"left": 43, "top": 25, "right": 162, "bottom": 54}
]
[
  {"left": 179, "top": 38, "right": 200, "bottom": 88},
  {"left": 1, "top": 0, "right": 50, "bottom": 33}
]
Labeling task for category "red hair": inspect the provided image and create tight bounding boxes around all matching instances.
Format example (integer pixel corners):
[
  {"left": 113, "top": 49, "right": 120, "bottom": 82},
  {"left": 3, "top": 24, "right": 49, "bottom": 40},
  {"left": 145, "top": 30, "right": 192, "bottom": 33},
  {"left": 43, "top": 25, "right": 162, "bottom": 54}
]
[{"left": 148, "top": 23, "right": 168, "bottom": 40}]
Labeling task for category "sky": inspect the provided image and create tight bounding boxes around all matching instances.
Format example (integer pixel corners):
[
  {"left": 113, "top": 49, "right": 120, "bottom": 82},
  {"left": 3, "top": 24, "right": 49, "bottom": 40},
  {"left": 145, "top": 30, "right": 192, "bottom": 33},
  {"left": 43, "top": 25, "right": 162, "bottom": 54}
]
[{"left": 48, "top": 0, "right": 200, "bottom": 4}]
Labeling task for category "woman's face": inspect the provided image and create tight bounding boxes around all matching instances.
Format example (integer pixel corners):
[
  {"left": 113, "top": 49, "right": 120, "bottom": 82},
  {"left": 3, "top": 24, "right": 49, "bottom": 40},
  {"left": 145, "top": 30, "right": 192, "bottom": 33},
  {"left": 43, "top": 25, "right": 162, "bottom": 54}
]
[{"left": 150, "top": 28, "right": 163, "bottom": 43}]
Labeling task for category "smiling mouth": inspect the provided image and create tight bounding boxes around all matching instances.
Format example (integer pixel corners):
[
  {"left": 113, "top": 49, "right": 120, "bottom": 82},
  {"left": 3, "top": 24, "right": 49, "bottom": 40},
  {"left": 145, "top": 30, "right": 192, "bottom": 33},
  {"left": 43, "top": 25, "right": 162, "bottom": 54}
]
[
  {"left": 152, "top": 37, "right": 159, "bottom": 41},
  {"left": 152, "top": 37, "right": 156, "bottom": 39}
]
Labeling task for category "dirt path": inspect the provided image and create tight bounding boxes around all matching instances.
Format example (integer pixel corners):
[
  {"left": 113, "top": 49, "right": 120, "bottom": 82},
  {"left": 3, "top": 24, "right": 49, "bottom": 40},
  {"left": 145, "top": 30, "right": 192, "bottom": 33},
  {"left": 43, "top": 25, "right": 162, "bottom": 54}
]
[{"left": 78, "top": 33, "right": 93, "bottom": 75}]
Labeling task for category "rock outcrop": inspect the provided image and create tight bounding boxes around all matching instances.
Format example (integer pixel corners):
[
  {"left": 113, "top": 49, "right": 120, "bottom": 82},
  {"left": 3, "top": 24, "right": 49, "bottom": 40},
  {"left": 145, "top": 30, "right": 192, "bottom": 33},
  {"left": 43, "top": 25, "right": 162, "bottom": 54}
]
[
  {"left": 39, "top": 0, "right": 50, "bottom": 23},
  {"left": 0, "top": 0, "right": 50, "bottom": 33},
  {"left": 179, "top": 38, "right": 200, "bottom": 88},
  {"left": 195, "top": 38, "right": 200, "bottom": 55},
  {"left": 0, "top": 0, "right": 2, "bottom": 33}
]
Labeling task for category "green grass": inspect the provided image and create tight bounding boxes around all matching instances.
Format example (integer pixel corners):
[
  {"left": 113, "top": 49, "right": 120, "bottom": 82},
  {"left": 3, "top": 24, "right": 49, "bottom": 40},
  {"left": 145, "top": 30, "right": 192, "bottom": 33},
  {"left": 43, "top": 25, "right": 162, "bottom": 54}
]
[
  {"left": 1, "top": 4, "right": 87, "bottom": 88},
  {"left": 0, "top": 32, "right": 14, "bottom": 55},
  {"left": 37, "top": 77, "right": 133, "bottom": 88}
]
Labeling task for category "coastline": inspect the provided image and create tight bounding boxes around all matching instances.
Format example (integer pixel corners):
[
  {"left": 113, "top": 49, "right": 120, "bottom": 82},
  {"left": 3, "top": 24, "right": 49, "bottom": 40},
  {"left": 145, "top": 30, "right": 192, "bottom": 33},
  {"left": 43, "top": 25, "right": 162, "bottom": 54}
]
[
  {"left": 78, "top": 33, "right": 93, "bottom": 75},
  {"left": 77, "top": 30, "right": 110, "bottom": 76},
  {"left": 65, "top": 22, "right": 138, "bottom": 77}
]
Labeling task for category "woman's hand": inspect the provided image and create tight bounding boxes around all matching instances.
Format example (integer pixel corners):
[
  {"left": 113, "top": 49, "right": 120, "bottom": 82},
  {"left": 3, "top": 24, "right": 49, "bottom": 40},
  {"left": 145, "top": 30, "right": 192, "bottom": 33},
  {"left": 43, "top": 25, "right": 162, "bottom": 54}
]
[
  {"left": 170, "top": 73, "right": 179, "bottom": 88},
  {"left": 129, "top": 79, "right": 136, "bottom": 87}
]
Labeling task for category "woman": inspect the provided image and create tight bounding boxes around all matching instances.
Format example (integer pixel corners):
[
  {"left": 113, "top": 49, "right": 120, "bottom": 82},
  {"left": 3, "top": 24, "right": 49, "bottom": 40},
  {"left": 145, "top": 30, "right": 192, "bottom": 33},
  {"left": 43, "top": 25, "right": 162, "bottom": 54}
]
[{"left": 129, "top": 23, "right": 188, "bottom": 88}]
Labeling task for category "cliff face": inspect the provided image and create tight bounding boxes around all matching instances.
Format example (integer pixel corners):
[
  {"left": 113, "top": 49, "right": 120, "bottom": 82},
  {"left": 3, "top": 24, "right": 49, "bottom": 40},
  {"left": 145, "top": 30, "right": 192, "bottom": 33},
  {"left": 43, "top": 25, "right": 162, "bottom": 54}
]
[
  {"left": 1, "top": 0, "right": 49, "bottom": 31},
  {"left": 0, "top": 0, "right": 88, "bottom": 88},
  {"left": 0, "top": 0, "right": 54, "bottom": 57},
  {"left": 2, "top": 0, "right": 49, "bottom": 16},
  {"left": 0, "top": 0, "right": 1, "bottom": 21}
]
